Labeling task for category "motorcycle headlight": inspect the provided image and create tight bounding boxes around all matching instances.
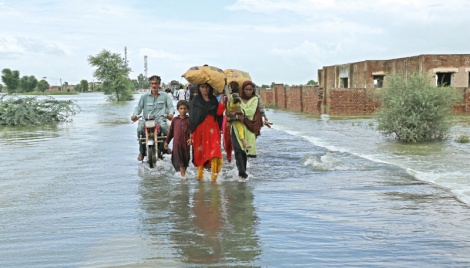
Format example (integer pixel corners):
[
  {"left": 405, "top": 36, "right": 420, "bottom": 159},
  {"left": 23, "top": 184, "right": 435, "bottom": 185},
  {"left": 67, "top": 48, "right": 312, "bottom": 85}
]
[{"left": 145, "top": 121, "right": 156, "bottom": 128}]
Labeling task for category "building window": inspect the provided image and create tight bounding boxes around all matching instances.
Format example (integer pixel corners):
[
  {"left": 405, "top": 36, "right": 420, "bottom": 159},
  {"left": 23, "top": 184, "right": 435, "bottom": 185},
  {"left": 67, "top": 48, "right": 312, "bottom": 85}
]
[
  {"left": 436, "top": 72, "right": 452, "bottom": 87},
  {"left": 373, "top": 75, "right": 384, "bottom": 88},
  {"left": 340, "top": 78, "right": 348, "bottom": 88}
]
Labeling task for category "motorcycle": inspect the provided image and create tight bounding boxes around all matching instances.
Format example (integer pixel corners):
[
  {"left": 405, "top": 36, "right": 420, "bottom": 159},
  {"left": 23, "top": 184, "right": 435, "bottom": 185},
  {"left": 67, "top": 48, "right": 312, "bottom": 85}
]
[{"left": 134, "top": 114, "right": 168, "bottom": 168}]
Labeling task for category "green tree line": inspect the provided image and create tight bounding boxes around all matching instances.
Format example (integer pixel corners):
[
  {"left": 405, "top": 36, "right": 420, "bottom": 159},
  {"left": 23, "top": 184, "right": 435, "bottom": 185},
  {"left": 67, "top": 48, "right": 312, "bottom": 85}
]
[
  {"left": 1, "top": 68, "right": 95, "bottom": 94},
  {"left": 1, "top": 66, "right": 149, "bottom": 98}
]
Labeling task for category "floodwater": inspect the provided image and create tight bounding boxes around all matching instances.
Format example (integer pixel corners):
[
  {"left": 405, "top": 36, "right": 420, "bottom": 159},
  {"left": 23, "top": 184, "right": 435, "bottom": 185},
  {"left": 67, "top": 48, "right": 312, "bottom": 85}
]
[{"left": 1, "top": 92, "right": 470, "bottom": 267}]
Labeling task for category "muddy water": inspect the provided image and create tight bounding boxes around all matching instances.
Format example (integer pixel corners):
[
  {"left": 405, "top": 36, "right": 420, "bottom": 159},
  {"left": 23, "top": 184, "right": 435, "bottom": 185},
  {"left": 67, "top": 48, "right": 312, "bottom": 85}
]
[{"left": 1, "top": 93, "right": 470, "bottom": 267}]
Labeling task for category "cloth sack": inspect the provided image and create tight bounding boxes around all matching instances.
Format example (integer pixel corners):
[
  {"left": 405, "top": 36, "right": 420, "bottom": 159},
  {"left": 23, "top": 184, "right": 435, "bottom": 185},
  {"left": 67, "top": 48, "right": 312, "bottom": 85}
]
[
  {"left": 182, "top": 65, "right": 226, "bottom": 93},
  {"left": 224, "top": 69, "right": 252, "bottom": 89}
]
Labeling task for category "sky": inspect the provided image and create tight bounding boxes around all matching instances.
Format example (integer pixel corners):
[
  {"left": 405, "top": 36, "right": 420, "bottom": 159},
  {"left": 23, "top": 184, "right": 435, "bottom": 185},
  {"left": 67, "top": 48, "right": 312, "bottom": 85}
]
[{"left": 1, "top": 0, "right": 469, "bottom": 87}]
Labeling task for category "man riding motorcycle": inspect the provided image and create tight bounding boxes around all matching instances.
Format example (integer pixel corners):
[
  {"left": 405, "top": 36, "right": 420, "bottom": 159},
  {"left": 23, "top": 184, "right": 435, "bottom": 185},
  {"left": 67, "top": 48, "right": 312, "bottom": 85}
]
[{"left": 131, "top": 75, "right": 175, "bottom": 161}]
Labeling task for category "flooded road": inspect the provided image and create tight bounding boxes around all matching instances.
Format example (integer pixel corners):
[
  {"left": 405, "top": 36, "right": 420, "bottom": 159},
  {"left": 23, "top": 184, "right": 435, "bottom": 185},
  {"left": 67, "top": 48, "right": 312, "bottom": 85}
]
[{"left": 1, "top": 93, "right": 470, "bottom": 267}]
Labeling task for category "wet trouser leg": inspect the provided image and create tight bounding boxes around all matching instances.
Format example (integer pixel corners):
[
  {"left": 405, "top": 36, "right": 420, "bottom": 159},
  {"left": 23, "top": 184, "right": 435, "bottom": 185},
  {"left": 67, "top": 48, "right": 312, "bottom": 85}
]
[
  {"left": 157, "top": 125, "right": 169, "bottom": 158},
  {"left": 137, "top": 122, "right": 146, "bottom": 155},
  {"left": 235, "top": 151, "right": 248, "bottom": 178},
  {"left": 231, "top": 130, "right": 248, "bottom": 178},
  {"left": 211, "top": 157, "right": 223, "bottom": 181}
]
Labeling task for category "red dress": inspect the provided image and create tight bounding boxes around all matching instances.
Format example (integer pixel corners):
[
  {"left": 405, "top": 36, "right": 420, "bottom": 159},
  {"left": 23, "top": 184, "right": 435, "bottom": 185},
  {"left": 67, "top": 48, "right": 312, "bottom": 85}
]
[{"left": 192, "top": 102, "right": 225, "bottom": 167}]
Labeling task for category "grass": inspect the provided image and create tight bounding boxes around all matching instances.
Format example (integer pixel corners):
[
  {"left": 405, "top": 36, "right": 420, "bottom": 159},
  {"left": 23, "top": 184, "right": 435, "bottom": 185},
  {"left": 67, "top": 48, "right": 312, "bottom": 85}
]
[{"left": 455, "top": 135, "right": 470, "bottom": 143}]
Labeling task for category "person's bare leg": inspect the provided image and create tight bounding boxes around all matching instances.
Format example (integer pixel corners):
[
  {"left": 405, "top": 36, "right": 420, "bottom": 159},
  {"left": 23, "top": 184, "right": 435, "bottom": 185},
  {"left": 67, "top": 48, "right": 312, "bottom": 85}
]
[{"left": 180, "top": 167, "right": 186, "bottom": 179}]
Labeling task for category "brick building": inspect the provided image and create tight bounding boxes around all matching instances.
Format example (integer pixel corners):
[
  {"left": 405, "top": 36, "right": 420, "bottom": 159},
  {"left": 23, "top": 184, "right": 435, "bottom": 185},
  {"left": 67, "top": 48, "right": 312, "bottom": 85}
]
[
  {"left": 319, "top": 54, "right": 470, "bottom": 90},
  {"left": 318, "top": 54, "right": 470, "bottom": 114},
  {"left": 47, "top": 85, "right": 76, "bottom": 92},
  {"left": 259, "top": 54, "right": 470, "bottom": 115}
]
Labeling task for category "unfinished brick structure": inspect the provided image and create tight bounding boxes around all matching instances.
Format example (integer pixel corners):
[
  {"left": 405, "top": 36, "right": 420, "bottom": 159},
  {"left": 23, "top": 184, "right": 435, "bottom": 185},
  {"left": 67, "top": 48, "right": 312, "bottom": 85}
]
[{"left": 259, "top": 54, "right": 470, "bottom": 115}]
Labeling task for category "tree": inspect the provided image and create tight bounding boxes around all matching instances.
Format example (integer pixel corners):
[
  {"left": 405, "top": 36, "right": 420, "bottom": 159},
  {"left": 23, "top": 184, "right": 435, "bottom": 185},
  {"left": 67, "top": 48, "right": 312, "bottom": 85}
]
[
  {"left": 0, "top": 83, "right": 3, "bottom": 92},
  {"left": 90, "top": 82, "right": 102, "bottom": 92},
  {"left": 1, "top": 68, "right": 20, "bottom": 94},
  {"left": 137, "top": 73, "right": 148, "bottom": 89},
  {"left": 80, "top": 79, "right": 88, "bottom": 92},
  {"left": 88, "top": 82, "right": 95, "bottom": 91},
  {"left": 307, "top": 79, "right": 318, "bottom": 86},
  {"left": 376, "top": 72, "right": 459, "bottom": 142},
  {"left": 19, "top": 75, "right": 38, "bottom": 92},
  {"left": 74, "top": 83, "right": 82, "bottom": 92},
  {"left": 88, "top": 49, "right": 133, "bottom": 101},
  {"left": 37, "top": 79, "right": 50, "bottom": 92}
]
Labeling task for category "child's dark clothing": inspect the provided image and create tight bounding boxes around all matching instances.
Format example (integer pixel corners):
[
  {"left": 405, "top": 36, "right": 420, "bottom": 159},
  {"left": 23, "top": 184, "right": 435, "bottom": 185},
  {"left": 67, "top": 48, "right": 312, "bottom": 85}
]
[{"left": 165, "top": 116, "right": 190, "bottom": 171}]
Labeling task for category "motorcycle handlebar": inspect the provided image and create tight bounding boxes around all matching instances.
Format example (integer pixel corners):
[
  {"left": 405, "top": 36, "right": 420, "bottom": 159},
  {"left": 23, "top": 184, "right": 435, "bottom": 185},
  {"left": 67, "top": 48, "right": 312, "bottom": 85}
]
[{"left": 132, "top": 114, "right": 168, "bottom": 123}]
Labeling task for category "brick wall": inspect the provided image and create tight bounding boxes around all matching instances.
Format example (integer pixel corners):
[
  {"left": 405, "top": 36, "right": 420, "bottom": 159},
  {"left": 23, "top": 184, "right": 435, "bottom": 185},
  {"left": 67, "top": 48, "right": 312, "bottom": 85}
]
[
  {"left": 259, "top": 88, "right": 274, "bottom": 107},
  {"left": 259, "top": 85, "right": 322, "bottom": 114},
  {"left": 329, "top": 88, "right": 367, "bottom": 115},
  {"left": 259, "top": 86, "right": 467, "bottom": 115},
  {"left": 286, "top": 86, "right": 302, "bottom": 111},
  {"left": 273, "top": 84, "right": 286, "bottom": 109},
  {"left": 261, "top": 55, "right": 470, "bottom": 115},
  {"left": 453, "top": 88, "right": 470, "bottom": 113},
  {"left": 466, "top": 88, "right": 470, "bottom": 112},
  {"left": 302, "top": 86, "right": 322, "bottom": 114}
]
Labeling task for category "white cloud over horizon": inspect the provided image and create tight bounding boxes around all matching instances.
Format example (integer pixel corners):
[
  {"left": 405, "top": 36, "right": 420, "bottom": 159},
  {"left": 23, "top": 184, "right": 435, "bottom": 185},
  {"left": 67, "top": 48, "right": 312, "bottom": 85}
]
[{"left": 0, "top": 0, "right": 469, "bottom": 86}]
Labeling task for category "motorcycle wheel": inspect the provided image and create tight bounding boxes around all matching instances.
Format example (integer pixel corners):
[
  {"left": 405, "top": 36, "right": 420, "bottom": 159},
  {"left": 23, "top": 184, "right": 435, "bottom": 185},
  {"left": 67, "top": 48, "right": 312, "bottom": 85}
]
[
  {"left": 152, "top": 145, "right": 157, "bottom": 166},
  {"left": 147, "top": 145, "right": 156, "bottom": 168}
]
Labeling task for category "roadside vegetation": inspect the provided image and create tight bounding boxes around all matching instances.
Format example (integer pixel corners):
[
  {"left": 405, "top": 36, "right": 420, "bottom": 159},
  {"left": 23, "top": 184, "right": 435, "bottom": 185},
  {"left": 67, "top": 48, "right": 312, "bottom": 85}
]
[
  {"left": 88, "top": 49, "right": 134, "bottom": 101},
  {"left": 1, "top": 68, "right": 92, "bottom": 94},
  {"left": 376, "top": 72, "right": 460, "bottom": 142},
  {"left": 0, "top": 95, "right": 80, "bottom": 126},
  {"left": 455, "top": 135, "right": 470, "bottom": 143}
]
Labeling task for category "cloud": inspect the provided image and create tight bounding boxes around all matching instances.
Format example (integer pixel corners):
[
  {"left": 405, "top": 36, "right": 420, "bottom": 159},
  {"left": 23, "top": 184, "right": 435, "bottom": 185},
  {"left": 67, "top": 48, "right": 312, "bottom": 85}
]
[
  {"left": 271, "top": 40, "right": 323, "bottom": 58},
  {"left": 0, "top": 36, "right": 24, "bottom": 54},
  {"left": 1, "top": 0, "right": 469, "bottom": 86},
  {"left": 0, "top": 35, "right": 67, "bottom": 57},
  {"left": 226, "top": 0, "right": 440, "bottom": 13},
  {"left": 252, "top": 19, "right": 383, "bottom": 35},
  {"left": 138, "top": 48, "right": 184, "bottom": 61},
  {"left": 226, "top": 0, "right": 468, "bottom": 22}
]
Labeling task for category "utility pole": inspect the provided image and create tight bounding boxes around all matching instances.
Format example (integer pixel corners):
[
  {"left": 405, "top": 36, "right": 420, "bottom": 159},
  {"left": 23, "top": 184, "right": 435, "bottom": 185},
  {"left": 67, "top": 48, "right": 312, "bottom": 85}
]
[
  {"left": 60, "top": 78, "right": 62, "bottom": 91},
  {"left": 124, "top": 46, "right": 129, "bottom": 67},
  {"left": 144, "top": 55, "right": 148, "bottom": 79}
]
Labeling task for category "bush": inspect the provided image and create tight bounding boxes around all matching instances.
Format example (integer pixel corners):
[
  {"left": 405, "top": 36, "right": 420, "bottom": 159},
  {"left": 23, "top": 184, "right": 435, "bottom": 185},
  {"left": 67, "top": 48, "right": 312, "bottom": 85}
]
[
  {"left": 102, "top": 77, "right": 134, "bottom": 101},
  {"left": 0, "top": 96, "right": 80, "bottom": 126},
  {"left": 376, "top": 72, "right": 459, "bottom": 142},
  {"left": 455, "top": 135, "right": 470, "bottom": 143}
]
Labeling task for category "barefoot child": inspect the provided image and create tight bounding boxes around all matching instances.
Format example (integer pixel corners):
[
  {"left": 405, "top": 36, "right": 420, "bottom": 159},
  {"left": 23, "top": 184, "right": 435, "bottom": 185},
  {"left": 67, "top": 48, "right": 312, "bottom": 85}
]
[
  {"left": 226, "top": 82, "right": 251, "bottom": 149},
  {"left": 164, "top": 100, "right": 191, "bottom": 179}
]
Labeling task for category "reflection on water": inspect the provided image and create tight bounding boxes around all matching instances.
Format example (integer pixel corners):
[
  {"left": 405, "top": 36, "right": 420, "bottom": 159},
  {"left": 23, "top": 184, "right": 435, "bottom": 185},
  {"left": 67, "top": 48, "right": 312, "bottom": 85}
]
[
  {"left": 3, "top": 93, "right": 470, "bottom": 267},
  {"left": 138, "top": 170, "right": 260, "bottom": 266},
  {"left": 0, "top": 125, "right": 62, "bottom": 144}
]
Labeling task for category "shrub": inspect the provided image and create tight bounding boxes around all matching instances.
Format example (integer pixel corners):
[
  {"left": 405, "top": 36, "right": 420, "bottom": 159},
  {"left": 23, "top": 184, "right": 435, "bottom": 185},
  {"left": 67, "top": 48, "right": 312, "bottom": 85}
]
[
  {"left": 376, "top": 72, "right": 459, "bottom": 142},
  {"left": 0, "top": 96, "right": 80, "bottom": 126},
  {"left": 455, "top": 135, "right": 470, "bottom": 143}
]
